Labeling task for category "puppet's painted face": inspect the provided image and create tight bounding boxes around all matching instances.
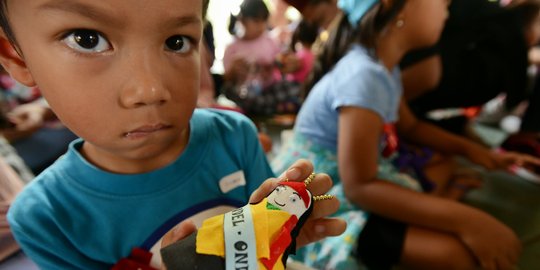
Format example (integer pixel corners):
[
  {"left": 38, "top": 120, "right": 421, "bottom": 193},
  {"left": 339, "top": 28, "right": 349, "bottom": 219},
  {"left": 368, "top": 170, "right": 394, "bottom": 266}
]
[{"left": 267, "top": 185, "right": 311, "bottom": 217}]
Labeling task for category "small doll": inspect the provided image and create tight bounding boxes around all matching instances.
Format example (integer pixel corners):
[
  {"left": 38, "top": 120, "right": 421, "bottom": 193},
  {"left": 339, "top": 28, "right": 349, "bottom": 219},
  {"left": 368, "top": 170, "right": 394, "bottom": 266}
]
[{"left": 161, "top": 173, "right": 333, "bottom": 270}]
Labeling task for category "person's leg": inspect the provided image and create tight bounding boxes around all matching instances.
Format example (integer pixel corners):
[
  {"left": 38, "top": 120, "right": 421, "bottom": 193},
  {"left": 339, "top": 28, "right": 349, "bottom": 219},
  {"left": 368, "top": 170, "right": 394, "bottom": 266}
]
[
  {"left": 356, "top": 214, "right": 408, "bottom": 270},
  {"left": 356, "top": 214, "right": 478, "bottom": 270},
  {"left": 400, "top": 226, "right": 477, "bottom": 270}
]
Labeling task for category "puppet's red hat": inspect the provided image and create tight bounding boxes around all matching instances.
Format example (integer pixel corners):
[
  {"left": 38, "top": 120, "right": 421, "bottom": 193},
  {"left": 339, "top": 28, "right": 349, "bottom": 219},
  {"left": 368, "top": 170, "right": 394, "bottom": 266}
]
[
  {"left": 284, "top": 0, "right": 309, "bottom": 12},
  {"left": 280, "top": 181, "right": 311, "bottom": 208}
]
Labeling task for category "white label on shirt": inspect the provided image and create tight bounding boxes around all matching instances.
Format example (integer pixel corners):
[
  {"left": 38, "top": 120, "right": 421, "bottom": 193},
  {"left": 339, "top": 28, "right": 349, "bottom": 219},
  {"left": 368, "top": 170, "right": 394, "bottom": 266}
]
[{"left": 219, "top": 171, "right": 246, "bottom": 193}]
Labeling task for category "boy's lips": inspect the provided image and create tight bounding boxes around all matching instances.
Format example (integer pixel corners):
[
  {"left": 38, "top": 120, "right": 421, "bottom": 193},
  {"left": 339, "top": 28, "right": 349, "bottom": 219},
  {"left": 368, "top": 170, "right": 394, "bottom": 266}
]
[{"left": 124, "top": 124, "right": 171, "bottom": 138}]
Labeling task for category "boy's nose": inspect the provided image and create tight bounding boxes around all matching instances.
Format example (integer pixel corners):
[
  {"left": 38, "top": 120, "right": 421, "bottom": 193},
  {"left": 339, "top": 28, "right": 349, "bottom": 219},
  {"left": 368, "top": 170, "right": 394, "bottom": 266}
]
[{"left": 119, "top": 57, "right": 171, "bottom": 108}]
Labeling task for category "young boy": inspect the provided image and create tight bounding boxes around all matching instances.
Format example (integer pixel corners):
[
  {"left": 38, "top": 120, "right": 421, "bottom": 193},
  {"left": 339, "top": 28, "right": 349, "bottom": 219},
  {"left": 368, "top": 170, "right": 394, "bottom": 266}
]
[{"left": 0, "top": 0, "right": 344, "bottom": 268}]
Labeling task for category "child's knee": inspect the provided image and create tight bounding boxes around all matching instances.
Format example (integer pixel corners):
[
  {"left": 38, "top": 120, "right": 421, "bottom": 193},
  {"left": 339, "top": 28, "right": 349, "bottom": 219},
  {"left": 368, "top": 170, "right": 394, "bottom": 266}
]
[{"left": 401, "top": 228, "right": 478, "bottom": 270}]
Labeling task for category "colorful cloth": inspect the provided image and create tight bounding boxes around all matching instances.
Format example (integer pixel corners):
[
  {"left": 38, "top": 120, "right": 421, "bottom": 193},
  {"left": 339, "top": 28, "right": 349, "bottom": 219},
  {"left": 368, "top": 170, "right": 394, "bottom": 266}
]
[
  {"left": 0, "top": 74, "right": 41, "bottom": 111},
  {"left": 0, "top": 136, "right": 34, "bottom": 183}
]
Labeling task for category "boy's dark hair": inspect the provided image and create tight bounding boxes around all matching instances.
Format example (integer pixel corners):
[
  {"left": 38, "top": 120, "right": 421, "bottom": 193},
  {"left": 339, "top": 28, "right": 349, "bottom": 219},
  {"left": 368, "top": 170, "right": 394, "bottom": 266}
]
[
  {"left": 0, "top": 0, "right": 210, "bottom": 49},
  {"left": 290, "top": 19, "right": 319, "bottom": 52},
  {"left": 0, "top": 1, "right": 15, "bottom": 47},
  {"left": 228, "top": 0, "right": 270, "bottom": 35},
  {"left": 304, "top": 0, "right": 407, "bottom": 96}
]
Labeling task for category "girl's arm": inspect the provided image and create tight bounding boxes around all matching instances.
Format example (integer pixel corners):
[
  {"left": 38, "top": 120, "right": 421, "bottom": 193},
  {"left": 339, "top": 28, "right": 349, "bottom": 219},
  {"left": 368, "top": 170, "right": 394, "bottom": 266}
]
[
  {"left": 396, "top": 99, "right": 540, "bottom": 170},
  {"left": 396, "top": 98, "right": 484, "bottom": 157},
  {"left": 337, "top": 106, "right": 521, "bottom": 266},
  {"left": 338, "top": 106, "right": 475, "bottom": 229}
]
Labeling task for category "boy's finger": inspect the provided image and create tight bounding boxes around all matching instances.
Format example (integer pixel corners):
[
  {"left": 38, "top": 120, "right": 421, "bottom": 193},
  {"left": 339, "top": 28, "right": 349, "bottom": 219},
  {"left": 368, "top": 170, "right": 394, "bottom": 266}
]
[
  {"left": 296, "top": 218, "right": 347, "bottom": 247},
  {"left": 161, "top": 220, "right": 197, "bottom": 248},
  {"left": 249, "top": 178, "right": 279, "bottom": 203},
  {"left": 278, "top": 159, "right": 313, "bottom": 181},
  {"left": 308, "top": 195, "right": 340, "bottom": 220},
  {"left": 250, "top": 158, "right": 314, "bottom": 203},
  {"left": 305, "top": 173, "right": 333, "bottom": 196}
]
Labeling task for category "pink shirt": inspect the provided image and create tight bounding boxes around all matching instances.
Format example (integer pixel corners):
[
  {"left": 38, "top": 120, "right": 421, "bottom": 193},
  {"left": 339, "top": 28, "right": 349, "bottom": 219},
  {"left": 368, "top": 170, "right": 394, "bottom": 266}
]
[
  {"left": 290, "top": 47, "right": 315, "bottom": 83},
  {"left": 223, "top": 33, "right": 280, "bottom": 72}
]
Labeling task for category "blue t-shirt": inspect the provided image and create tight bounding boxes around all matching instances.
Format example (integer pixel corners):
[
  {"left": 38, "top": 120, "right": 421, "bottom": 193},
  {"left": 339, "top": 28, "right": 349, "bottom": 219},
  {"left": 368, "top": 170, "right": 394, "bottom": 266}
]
[
  {"left": 7, "top": 109, "right": 274, "bottom": 269},
  {"left": 295, "top": 44, "right": 402, "bottom": 152}
]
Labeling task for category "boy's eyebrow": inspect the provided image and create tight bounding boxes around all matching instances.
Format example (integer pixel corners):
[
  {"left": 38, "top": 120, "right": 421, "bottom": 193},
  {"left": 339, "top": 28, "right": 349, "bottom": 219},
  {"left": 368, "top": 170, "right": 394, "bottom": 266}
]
[
  {"left": 38, "top": 0, "right": 202, "bottom": 29},
  {"left": 168, "top": 16, "right": 202, "bottom": 29},
  {"left": 38, "top": 0, "right": 120, "bottom": 26}
]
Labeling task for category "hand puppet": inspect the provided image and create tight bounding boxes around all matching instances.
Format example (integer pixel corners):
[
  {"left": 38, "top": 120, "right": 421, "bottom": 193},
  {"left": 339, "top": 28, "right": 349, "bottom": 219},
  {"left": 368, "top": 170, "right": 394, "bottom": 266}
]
[{"left": 161, "top": 173, "right": 333, "bottom": 270}]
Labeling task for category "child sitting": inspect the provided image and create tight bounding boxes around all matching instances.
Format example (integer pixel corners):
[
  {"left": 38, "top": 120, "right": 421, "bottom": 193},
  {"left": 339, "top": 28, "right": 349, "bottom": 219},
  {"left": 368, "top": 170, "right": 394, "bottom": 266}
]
[
  {"left": 0, "top": 0, "right": 344, "bottom": 268},
  {"left": 273, "top": 0, "right": 540, "bottom": 269}
]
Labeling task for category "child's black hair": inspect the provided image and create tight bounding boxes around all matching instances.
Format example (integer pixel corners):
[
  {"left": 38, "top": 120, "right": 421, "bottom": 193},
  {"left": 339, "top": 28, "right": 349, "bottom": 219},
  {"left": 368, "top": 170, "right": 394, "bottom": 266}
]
[
  {"left": 304, "top": 0, "right": 407, "bottom": 97},
  {"left": 290, "top": 19, "right": 319, "bottom": 52},
  {"left": 228, "top": 0, "right": 270, "bottom": 36},
  {"left": 0, "top": 0, "right": 210, "bottom": 50},
  {"left": 509, "top": 0, "right": 540, "bottom": 30},
  {"left": 0, "top": 1, "right": 15, "bottom": 47}
]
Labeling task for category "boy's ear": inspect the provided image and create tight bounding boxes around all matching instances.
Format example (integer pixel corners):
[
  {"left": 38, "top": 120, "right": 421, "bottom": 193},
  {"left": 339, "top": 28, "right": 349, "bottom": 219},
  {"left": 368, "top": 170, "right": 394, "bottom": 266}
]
[{"left": 0, "top": 34, "right": 36, "bottom": 87}]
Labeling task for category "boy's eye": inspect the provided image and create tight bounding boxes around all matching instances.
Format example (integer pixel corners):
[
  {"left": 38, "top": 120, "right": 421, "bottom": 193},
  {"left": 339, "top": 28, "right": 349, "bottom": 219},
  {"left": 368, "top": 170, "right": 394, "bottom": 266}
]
[
  {"left": 165, "top": 35, "right": 191, "bottom": 53},
  {"left": 63, "top": 30, "right": 110, "bottom": 53}
]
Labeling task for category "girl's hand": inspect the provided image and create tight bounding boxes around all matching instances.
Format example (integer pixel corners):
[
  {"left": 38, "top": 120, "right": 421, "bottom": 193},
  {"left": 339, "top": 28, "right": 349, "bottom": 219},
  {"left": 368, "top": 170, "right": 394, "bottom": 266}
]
[
  {"left": 465, "top": 144, "right": 540, "bottom": 171},
  {"left": 250, "top": 159, "right": 347, "bottom": 247},
  {"left": 458, "top": 210, "right": 522, "bottom": 270},
  {"left": 490, "top": 150, "right": 540, "bottom": 171},
  {"left": 276, "top": 52, "right": 300, "bottom": 74},
  {"left": 224, "top": 58, "right": 250, "bottom": 84}
]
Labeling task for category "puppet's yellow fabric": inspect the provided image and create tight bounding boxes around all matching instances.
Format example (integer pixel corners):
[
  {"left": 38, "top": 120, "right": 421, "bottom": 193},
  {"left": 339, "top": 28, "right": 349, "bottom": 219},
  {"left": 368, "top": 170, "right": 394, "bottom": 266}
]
[{"left": 196, "top": 198, "right": 291, "bottom": 270}]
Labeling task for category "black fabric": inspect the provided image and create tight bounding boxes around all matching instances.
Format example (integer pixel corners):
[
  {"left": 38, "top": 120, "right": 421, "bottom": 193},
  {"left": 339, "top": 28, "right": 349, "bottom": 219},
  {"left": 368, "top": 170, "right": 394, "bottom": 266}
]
[
  {"left": 160, "top": 233, "right": 225, "bottom": 270},
  {"left": 356, "top": 214, "right": 407, "bottom": 270},
  {"left": 403, "top": 0, "right": 530, "bottom": 134},
  {"left": 400, "top": 46, "right": 439, "bottom": 69},
  {"left": 521, "top": 76, "right": 540, "bottom": 132}
]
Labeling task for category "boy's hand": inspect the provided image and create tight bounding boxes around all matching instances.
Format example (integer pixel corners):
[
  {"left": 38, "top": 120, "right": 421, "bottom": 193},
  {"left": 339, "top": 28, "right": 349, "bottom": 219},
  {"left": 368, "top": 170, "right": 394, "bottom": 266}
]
[
  {"left": 160, "top": 220, "right": 197, "bottom": 249},
  {"left": 161, "top": 159, "right": 346, "bottom": 252},
  {"left": 250, "top": 159, "right": 347, "bottom": 247}
]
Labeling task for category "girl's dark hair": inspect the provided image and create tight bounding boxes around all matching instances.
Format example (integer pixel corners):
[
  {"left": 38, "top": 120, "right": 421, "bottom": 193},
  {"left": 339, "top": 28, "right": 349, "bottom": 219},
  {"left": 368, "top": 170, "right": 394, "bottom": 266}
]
[
  {"left": 228, "top": 0, "right": 270, "bottom": 35},
  {"left": 290, "top": 19, "right": 319, "bottom": 52},
  {"left": 0, "top": 0, "right": 211, "bottom": 48},
  {"left": 508, "top": 0, "right": 540, "bottom": 29},
  {"left": 304, "top": 0, "right": 407, "bottom": 96},
  {"left": 0, "top": 1, "right": 16, "bottom": 47}
]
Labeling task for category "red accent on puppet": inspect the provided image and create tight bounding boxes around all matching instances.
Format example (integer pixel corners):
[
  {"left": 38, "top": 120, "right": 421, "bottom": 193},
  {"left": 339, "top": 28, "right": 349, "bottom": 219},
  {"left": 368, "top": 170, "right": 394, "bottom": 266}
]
[
  {"left": 260, "top": 215, "right": 298, "bottom": 269},
  {"left": 111, "top": 248, "right": 156, "bottom": 270}
]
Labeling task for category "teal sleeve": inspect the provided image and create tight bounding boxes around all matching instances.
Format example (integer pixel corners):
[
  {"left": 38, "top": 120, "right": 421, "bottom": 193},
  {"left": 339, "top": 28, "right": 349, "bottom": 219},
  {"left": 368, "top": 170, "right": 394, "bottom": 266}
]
[{"left": 8, "top": 198, "right": 111, "bottom": 269}]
